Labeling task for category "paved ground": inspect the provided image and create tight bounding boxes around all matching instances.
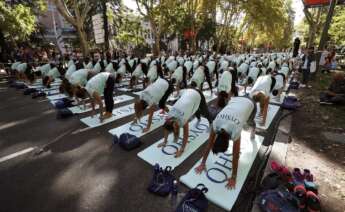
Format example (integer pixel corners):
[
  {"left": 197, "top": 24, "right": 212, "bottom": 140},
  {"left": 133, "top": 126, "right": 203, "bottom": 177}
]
[{"left": 0, "top": 82, "right": 282, "bottom": 212}]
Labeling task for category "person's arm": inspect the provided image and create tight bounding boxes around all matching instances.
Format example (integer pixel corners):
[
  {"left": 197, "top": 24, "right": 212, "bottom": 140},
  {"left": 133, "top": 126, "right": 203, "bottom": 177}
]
[
  {"left": 93, "top": 93, "right": 103, "bottom": 121},
  {"left": 175, "top": 123, "right": 189, "bottom": 158},
  {"left": 226, "top": 136, "right": 241, "bottom": 189},
  {"left": 143, "top": 105, "right": 155, "bottom": 133},
  {"left": 157, "top": 128, "right": 169, "bottom": 148},
  {"left": 195, "top": 130, "right": 216, "bottom": 173}
]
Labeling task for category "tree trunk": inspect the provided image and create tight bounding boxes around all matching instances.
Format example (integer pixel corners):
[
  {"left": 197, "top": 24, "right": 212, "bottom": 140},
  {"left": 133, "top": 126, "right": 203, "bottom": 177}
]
[{"left": 76, "top": 24, "right": 89, "bottom": 57}]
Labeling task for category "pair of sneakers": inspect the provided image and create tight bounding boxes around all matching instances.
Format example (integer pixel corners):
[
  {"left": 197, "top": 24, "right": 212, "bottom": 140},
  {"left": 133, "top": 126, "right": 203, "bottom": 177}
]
[{"left": 294, "top": 184, "right": 321, "bottom": 212}]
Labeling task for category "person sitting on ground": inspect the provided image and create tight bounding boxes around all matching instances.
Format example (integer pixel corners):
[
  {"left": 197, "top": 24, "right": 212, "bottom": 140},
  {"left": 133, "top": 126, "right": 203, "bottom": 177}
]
[
  {"left": 194, "top": 96, "right": 257, "bottom": 189},
  {"left": 320, "top": 72, "right": 345, "bottom": 105},
  {"left": 159, "top": 88, "right": 212, "bottom": 158},
  {"left": 249, "top": 75, "right": 276, "bottom": 126},
  {"left": 133, "top": 77, "right": 174, "bottom": 133}
]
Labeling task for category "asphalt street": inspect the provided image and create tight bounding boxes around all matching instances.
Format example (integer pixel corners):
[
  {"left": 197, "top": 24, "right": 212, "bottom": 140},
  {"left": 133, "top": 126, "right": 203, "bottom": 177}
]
[{"left": 0, "top": 82, "right": 281, "bottom": 212}]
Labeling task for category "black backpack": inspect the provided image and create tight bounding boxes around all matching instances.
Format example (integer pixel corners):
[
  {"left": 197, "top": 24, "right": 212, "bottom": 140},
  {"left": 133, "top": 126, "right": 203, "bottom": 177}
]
[
  {"left": 176, "top": 184, "right": 209, "bottom": 212},
  {"left": 115, "top": 133, "right": 142, "bottom": 151}
]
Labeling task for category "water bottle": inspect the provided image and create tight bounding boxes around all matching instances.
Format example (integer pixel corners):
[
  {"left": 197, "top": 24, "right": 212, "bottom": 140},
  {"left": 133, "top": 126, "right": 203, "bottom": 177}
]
[{"left": 171, "top": 180, "right": 178, "bottom": 208}]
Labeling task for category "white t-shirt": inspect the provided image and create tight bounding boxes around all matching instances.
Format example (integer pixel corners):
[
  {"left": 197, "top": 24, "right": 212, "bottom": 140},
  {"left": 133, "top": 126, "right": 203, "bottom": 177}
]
[
  {"left": 167, "top": 60, "right": 178, "bottom": 72},
  {"left": 140, "top": 78, "right": 169, "bottom": 106},
  {"left": 69, "top": 69, "right": 89, "bottom": 86},
  {"left": 206, "top": 60, "right": 216, "bottom": 74},
  {"left": 93, "top": 62, "right": 102, "bottom": 73},
  {"left": 168, "top": 89, "right": 201, "bottom": 126},
  {"left": 117, "top": 64, "right": 126, "bottom": 76},
  {"left": 274, "top": 74, "right": 285, "bottom": 90},
  {"left": 250, "top": 75, "right": 272, "bottom": 98},
  {"left": 184, "top": 61, "right": 193, "bottom": 73},
  {"left": 268, "top": 61, "right": 276, "bottom": 70},
  {"left": 248, "top": 67, "right": 260, "bottom": 82},
  {"left": 67, "top": 60, "right": 74, "bottom": 68},
  {"left": 238, "top": 63, "right": 249, "bottom": 75},
  {"left": 47, "top": 67, "right": 60, "bottom": 79},
  {"left": 172, "top": 66, "right": 183, "bottom": 82},
  {"left": 193, "top": 60, "right": 200, "bottom": 71},
  {"left": 133, "top": 64, "right": 144, "bottom": 78},
  {"left": 147, "top": 65, "right": 158, "bottom": 83},
  {"left": 65, "top": 64, "right": 76, "bottom": 80},
  {"left": 177, "top": 57, "right": 185, "bottom": 66},
  {"left": 278, "top": 66, "right": 289, "bottom": 78},
  {"left": 191, "top": 66, "right": 205, "bottom": 88},
  {"left": 84, "top": 62, "right": 93, "bottom": 69},
  {"left": 105, "top": 62, "right": 115, "bottom": 74},
  {"left": 319, "top": 51, "right": 329, "bottom": 66},
  {"left": 85, "top": 72, "right": 110, "bottom": 95},
  {"left": 17, "top": 63, "right": 27, "bottom": 73},
  {"left": 218, "top": 71, "right": 232, "bottom": 93},
  {"left": 38, "top": 63, "right": 51, "bottom": 75},
  {"left": 219, "top": 60, "right": 229, "bottom": 72},
  {"left": 213, "top": 97, "right": 254, "bottom": 141},
  {"left": 11, "top": 62, "right": 21, "bottom": 70}
]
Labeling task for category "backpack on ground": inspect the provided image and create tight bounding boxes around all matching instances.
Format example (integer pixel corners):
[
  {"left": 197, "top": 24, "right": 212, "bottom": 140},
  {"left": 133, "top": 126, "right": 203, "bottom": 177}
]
[
  {"left": 23, "top": 88, "right": 37, "bottom": 95},
  {"left": 282, "top": 96, "right": 301, "bottom": 110},
  {"left": 56, "top": 108, "right": 73, "bottom": 119},
  {"left": 176, "top": 184, "right": 209, "bottom": 212},
  {"left": 118, "top": 133, "right": 142, "bottom": 151},
  {"left": 147, "top": 164, "right": 175, "bottom": 197},
  {"left": 258, "top": 186, "right": 299, "bottom": 212},
  {"left": 55, "top": 98, "right": 74, "bottom": 109}
]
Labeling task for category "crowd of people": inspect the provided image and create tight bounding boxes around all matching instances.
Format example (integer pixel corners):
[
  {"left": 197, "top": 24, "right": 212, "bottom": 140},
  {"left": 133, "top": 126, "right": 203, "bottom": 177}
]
[{"left": 6, "top": 48, "right": 296, "bottom": 188}]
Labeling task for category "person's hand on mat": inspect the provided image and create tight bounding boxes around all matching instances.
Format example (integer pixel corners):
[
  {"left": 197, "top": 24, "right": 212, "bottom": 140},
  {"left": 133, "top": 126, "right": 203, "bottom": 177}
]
[
  {"left": 157, "top": 142, "right": 166, "bottom": 148},
  {"left": 142, "top": 127, "right": 150, "bottom": 133},
  {"left": 175, "top": 149, "right": 184, "bottom": 158},
  {"left": 226, "top": 177, "right": 236, "bottom": 189},
  {"left": 195, "top": 163, "right": 206, "bottom": 174},
  {"left": 131, "top": 118, "right": 138, "bottom": 125}
]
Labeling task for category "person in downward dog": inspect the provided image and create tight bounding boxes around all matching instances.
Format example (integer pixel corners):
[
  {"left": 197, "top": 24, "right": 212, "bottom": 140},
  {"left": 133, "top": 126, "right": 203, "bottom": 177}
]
[
  {"left": 190, "top": 65, "right": 213, "bottom": 94},
  {"left": 195, "top": 96, "right": 257, "bottom": 189},
  {"left": 249, "top": 75, "right": 276, "bottom": 126},
  {"left": 159, "top": 88, "right": 212, "bottom": 158},
  {"left": 133, "top": 77, "right": 174, "bottom": 133},
  {"left": 84, "top": 72, "right": 116, "bottom": 122}
]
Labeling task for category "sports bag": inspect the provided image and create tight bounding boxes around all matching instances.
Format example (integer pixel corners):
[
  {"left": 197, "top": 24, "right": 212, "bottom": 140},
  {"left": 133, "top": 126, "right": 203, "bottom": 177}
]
[
  {"left": 282, "top": 96, "right": 301, "bottom": 110},
  {"left": 147, "top": 164, "right": 175, "bottom": 197},
  {"left": 23, "top": 88, "right": 37, "bottom": 95},
  {"left": 55, "top": 98, "right": 74, "bottom": 109},
  {"left": 118, "top": 133, "right": 142, "bottom": 151},
  {"left": 176, "top": 184, "right": 209, "bottom": 212},
  {"left": 258, "top": 186, "right": 299, "bottom": 212},
  {"left": 56, "top": 108, "right": 73, "bottom": 119}
]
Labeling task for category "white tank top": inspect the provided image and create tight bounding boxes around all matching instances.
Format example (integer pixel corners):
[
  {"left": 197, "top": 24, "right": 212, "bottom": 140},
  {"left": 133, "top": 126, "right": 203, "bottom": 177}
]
[
  {"left": 69, "top": 69, "right": 89, "bottom": 86},
  {"left": 213, "top": 97, "right": 254, "bottom": 141},
  {"left": 218, "top": 71, "right": 232, "bottom": 93},
  {"left": 168, "top": 89, "right": 201, "bottom": 126},
  {"left": 250, "top": 75, "right": 272, "bottom": 97},
  {"left": 191, "top": 67, "right": 205, "bottom": 88},
  {"left": 172, "top": 66, "right": 183, "bottom": 82},
  {"left": 85, "top": 72, "right": 110, "bottom": 96},
  {"left": 140, "top": 78, "right": 169, "bottom": 106}
]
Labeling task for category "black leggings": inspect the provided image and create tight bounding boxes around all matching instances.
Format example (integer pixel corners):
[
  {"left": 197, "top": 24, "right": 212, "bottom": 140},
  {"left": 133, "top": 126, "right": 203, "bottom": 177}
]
[
  {"left": 104, "top": 74, "right": 115, "bottom": 113},
  {"left": 158, "top": 79, "right": 175, "bottom": 109},
  {"left": 194, "top": 89, "right": 212, "bottom": 124}
]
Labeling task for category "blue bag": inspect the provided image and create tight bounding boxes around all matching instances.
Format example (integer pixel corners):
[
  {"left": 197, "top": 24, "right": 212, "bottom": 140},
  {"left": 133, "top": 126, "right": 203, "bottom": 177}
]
[
  {"left": 118, "top": 133, "right": 142, "bottom": 150},
  {"left": 55, "top": 98, "right": 74, "bottom": 109},
  {"left": 258, "top": 186, "right": 299, "bottom": 212},
  {"left": 56, "top": 108, "right": 73, "bottom": 119},
  {"left": 147, "top": 164, "right": 175, "bottom": 197},
  {"left": 23, "top": 88, "right": 37, "bottom": 95},
  {"left": 176, "top": 184, "right": 209, "bottom": 212},
  {"left": 282, "top": 96, "right": 301, "bottom": 110}
]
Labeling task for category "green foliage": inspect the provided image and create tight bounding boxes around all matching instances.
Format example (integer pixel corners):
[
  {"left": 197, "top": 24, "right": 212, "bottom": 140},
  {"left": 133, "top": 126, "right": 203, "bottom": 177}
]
[
  {"left": 329, "top": 7, "right": 345, "bottom": 45},
  {"left": 114, "top": 13, "right": 146, "bottom": 47},
  {"left": 0, "top": 0, "right": 46, "bottom": 41}
]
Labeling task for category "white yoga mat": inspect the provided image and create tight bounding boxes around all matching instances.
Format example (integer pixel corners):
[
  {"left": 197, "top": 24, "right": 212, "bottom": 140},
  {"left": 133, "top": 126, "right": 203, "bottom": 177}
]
[
  {"left": 255, "top": 104, "right": 280, "bottom": 130},
  {"left": 80, "top": 103, "right": 135, "bottom": 128},
  {"left": 180, "top": 131, "right": 264, "bottom": 211},
  {"left": 45, "top": 89, "right": 60, "bottom": 96},
  {"left": 109, "top": 109, "right": 169, "bottom": 137},
  {"left": 168, "top": 89, "right": 217, "bottom": 102},
  {"left": 69, "top": 95, "right": 133, "bottom": 114},
  {"left": 137, "top": 117, "right": 210, "bottom": 170}
]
